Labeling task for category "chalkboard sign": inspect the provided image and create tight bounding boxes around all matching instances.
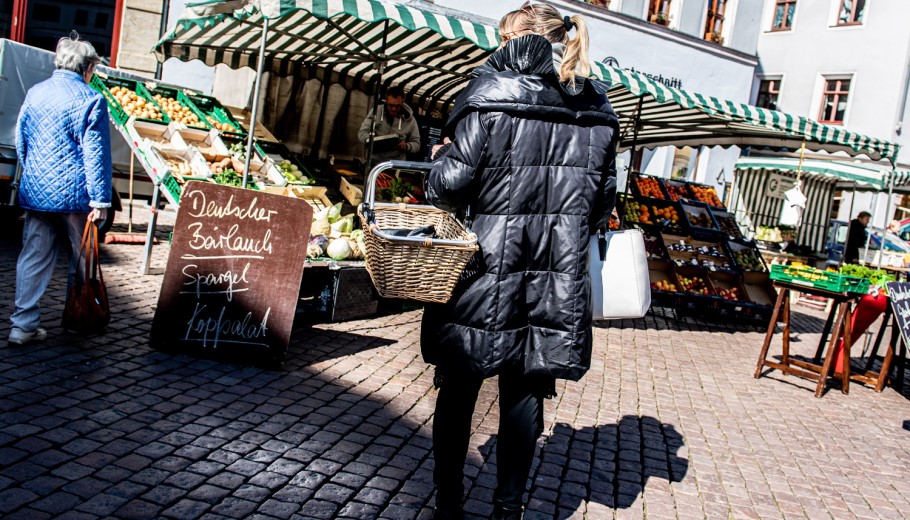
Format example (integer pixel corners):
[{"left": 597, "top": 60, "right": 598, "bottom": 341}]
[
  {"left": 886, "top": 282, "right": 910, "bottom": 347},
  {"left": 151, "top": 181, "right": 313, "bottom": 366}
]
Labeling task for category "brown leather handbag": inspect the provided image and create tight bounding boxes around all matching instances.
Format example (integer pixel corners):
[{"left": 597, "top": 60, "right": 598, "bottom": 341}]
[{"left": 62, "top": 221, "right": 110, "bottom": 333}]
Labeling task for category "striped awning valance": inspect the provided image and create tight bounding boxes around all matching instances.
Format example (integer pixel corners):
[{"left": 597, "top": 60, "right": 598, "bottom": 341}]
[
  {"left": 155, "top": 1, "right": 898, "bottom": 161},
  {"left": 592, "top": 64, "right": 900, "bottom": 162},
  {"left": 735, "top": 157, "right": 910, "bottom": 191},
  {"left": 730, "top": 167, "right": 838, "bottom": 253},
  {"left": 154, "top": 0, "right": 499, "bottom": 110}
]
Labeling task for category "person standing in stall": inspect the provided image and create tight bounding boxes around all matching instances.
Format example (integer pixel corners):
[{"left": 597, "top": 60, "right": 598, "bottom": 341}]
[
  {"left": 421, "top": 3, "right": 619, "bottom": 519},
  {"left": 358, "top": 86, "right": 421, "bottom": 164},
  {"left": 844, "top": 211, "right": 871, "bottom": 265}
]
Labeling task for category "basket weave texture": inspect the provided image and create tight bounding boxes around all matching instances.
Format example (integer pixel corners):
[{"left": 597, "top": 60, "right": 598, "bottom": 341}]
[{"left": 358, "top": 204, "right": 478, "bottom": 303}]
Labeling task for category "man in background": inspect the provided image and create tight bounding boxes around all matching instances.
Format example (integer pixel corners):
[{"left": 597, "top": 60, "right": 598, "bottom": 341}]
[
  {"left": 9, "top": 34, "right": 111, "bottom": 345},
  {"left": 358, "top": 86, "right": 421, "bottom": 164},
  {"left": 844, "top": 211, "right": 871, "bottom": 265}
]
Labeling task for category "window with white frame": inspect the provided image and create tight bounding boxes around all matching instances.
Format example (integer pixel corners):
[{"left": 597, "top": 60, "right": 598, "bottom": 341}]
[
  {"left": 818, "top": 77, "right": 851, "bottom": 124},
  {"left": 837, "top": 0, "right": 865, "bottom": 26},
  {"left": 756, "top": 79, "right": 781, "bottom": 111},
  {"left": 772, "top": 0, "right": 796, "bottom": 31}
]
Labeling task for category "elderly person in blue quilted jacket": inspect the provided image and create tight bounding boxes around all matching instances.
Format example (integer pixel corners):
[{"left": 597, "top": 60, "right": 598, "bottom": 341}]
[{"left": 9, "top": 34, "right": 112, "bottom": 345}]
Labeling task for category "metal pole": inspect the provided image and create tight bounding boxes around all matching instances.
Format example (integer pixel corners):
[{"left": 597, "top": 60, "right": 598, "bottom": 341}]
[
  {"left": 863, "top": 190, "right": 880, "bottom": 265},
  {"left": 243, "top": 17, "right": 270, "bottom": 188},
  {"left": 140, "top": 184, "right": 161, "bottom": 275},
  {"left": 877, "top": 167, "right": 897, "bottom": 269},
  {"left": 617, "top": 98, "right": 644, "bottom": 229},
  {"left": 365, "top": 19, "right": 390, "bottom": 172}
]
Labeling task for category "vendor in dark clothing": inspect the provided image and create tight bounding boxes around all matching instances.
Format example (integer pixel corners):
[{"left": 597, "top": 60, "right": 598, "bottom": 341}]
[{"left": 844, "top": 211, "right": 871, "bottom": 264}]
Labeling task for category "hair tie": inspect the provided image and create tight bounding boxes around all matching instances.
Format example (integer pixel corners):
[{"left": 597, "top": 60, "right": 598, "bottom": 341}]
[{"left": 564, "top": 16, "right": 574, "bottom": 31}]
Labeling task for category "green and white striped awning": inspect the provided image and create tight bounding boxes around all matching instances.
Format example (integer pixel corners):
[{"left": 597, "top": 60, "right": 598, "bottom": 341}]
[
  {"left": 155, "top": 1, "right": 899, "bottom": 161},
  {"left": 592, "top": 64, "right": 900, "bottom": 162},
  {"left": 735, "top": 156, "right": 910, "bottom": 191},
  {"left": 154, "top": 0, "right": 499, "bottom": 110}
]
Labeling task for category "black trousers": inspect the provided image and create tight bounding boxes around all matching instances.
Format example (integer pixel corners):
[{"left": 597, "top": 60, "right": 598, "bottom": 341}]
[{"left": 432, "top": 369, "right": 548, "bottom": 512}]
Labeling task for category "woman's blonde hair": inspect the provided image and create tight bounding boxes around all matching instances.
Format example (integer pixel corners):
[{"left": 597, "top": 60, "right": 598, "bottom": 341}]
[{"left": 498, "top": 1, "right": 591, "bottom": 84}]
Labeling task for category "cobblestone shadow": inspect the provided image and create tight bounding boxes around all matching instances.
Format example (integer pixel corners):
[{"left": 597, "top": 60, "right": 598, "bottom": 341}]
[{"left": 467, "top": 416, "right": 687, "bottom": 518}]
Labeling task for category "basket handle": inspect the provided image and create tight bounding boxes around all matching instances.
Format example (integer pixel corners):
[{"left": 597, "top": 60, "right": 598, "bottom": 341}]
[{"left": 362, "top": 160, "right": 434, "bottom": 211}]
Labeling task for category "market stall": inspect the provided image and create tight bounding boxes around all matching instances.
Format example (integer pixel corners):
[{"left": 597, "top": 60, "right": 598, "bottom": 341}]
[
  {"left": 136, "top": 0, "right": 501, "bottom": 322},
  {"left": 733, "top": 156, "right": 910, "bottom": 265},
  {"left": 151, "top": 0, "right": 902, "bottom": 324},
  {"left": 617, "top": 173, "right": 777, "bottom": 322}
]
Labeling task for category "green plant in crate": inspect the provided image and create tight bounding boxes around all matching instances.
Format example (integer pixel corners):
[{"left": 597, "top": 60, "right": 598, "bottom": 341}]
[
  {"left": 840, "top": 263, "right": 894, "bottom": 289},
  {"left": 276, "top": 160, "right": 314, "bottom": 184}
]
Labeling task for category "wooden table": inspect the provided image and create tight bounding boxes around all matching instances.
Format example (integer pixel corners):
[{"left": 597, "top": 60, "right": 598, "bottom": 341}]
[{"left": 754, "top": 281, "right": 861, "bottom": 397}]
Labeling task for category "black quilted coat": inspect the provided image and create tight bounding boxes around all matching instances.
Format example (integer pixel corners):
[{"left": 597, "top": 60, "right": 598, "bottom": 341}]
[{"left": 421, "top": 35, "right": 619, "bottom": 382}]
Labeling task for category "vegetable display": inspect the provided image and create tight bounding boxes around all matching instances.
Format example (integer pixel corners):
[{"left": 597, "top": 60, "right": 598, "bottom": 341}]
[
  {"left": 839, "top": 264, "right": 895, "bottom": 288},
  {"left": 109, "top": 86, "right": 163, "bottom": 121},
  {"left": 277, "top": 160, "right": 314, "bottom": 184},
  {"left": 213, "top": 169, "right": 245, "bottom": 187},
  {"left": 206, "top": 116, "right": 239, "bottom": 133},
  {"left": 153, "top": 94, "right": 201, "bottom": 126}
]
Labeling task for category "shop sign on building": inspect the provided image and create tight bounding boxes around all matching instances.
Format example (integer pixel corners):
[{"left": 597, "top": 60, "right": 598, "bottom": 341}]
[{"left": 765, "top": 173, "right": 796, "bottom": 200}]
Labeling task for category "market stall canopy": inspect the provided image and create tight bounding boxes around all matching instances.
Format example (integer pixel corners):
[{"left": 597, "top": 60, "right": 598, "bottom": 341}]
[
  {"left": 592, "top": 64, "right": 900, "bottom": 163},
  {"left": 154, "top": 0, "right": 499, "bottom": 111},
  {"left": 735, "top": 156, "right": 910, "bottom": 191}
]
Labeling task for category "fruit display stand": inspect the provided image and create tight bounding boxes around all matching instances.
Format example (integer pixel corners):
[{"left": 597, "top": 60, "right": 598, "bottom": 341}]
[
  {"left": 623, "top": 196, "right": 688, "bottom": 235},
  {"left": 687, "top": 181, "right": 725, "bottom": 209},
  {"left": 713, "top": 210, "right": 744, "bottom": 240},
  {"left": 680, "top": 200, "right": 721, "bottom": 235},
  {"left": 674, "top": 265, "right": 724, "bottom": 315},
  {"left": 648, "top": 259, "right": 686, "bottom": 307},
  {"left": 145, "top": 85, "right": 210, "bottom": 130},
  {"left": 726, "top": 239, "right": 767, "bottom": 272},
  {"left": 662, "top": 234, "right": 735, "bottom": 272},
  {"left": 180, "top": 91, "right": 247, "bottom": 135},
  {"left": 639, "top": 227, "right": 669, "bottom": 261},
  {"left": 631, "top": 174, "right": 667, "bottom": 200},
  {"left": 708, "top": 270, "right": 748, "bottom": 303},
  {"left": 662, "top": 179, "right": 691, "bottom": 202},
  {"left": 91, "top": 74, "right": 170, "bottom": 126}
]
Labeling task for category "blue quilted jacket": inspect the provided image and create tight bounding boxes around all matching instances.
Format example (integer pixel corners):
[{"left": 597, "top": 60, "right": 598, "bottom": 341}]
[{"left": 16, "top": 70, "right": 112, "bottom": 212}]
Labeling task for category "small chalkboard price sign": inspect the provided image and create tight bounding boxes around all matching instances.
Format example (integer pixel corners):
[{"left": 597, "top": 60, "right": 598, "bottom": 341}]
[
  {"left": 151, "top": 181, "right": 313, "bottom": 366},
  {"left": 885, "top": 282, "right": 910, "bottom": 347}
]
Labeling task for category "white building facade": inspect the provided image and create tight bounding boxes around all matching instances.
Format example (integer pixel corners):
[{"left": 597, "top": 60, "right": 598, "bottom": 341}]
[{"left": 751, "top": 0, "right": 910, "bottom": 224}]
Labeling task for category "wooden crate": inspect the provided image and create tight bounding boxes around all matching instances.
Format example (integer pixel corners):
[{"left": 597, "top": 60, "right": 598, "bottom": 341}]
[
  {"left": 263, "top": 185, "right": 334, "bottom": 212},
  {"left": 339, "top": 177, "right": 363, "bottom": 206}
]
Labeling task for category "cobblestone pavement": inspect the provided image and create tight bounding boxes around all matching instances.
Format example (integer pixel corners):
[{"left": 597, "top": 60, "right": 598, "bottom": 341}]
[{"left": 2, "top": 204, "right": 910, "bottom": 519}]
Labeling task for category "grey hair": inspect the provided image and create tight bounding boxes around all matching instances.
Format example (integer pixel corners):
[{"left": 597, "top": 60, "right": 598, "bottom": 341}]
[{"left": 54, "top": 32, "right": 100, "bottom": 75}]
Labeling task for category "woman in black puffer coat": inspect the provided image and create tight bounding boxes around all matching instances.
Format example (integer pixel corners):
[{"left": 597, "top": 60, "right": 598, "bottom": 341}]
[{"left": 422, "top": 3, "right": 619, "bottom": 519}]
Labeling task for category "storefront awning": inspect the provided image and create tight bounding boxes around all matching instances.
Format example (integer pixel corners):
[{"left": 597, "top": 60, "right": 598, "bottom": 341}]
[
  {"left": 155, "top": 1, "right": 898, "bottom": 162},
  {"left": 154, "top": 0, "right": 499, "bottom": 111},
  {"left": 735, "top": 157, "right": 910, "bottom": 191},
  {"left": 592, "top": 64, "right": 900, "bottom": 162}
]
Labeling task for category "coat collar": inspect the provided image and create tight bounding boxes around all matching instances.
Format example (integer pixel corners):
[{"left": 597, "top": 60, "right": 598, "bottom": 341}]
[
  {"left": 472, "top": 34, "right": 610, "bottom": 96},
  {"left": 53, "top": 69, "right": 85, "bottom": 83}
]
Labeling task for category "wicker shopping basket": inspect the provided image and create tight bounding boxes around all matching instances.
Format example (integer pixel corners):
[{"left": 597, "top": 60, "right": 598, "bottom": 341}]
[{"left": 358, "top": 161, "right": 478, "bottom": 303}]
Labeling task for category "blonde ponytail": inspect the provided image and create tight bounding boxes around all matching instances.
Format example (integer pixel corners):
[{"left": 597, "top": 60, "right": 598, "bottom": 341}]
[
  {"left": 498, "top": 3, "right": 593, "bottom": 86},
  {"left": 560, "top": 15, "right": 590, "bottom": 85}
]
